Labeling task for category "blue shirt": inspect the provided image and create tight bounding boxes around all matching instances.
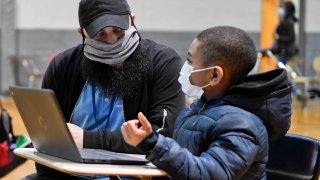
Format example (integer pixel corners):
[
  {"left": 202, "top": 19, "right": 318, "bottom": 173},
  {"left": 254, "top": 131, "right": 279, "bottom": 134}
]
[
  {"left": 70, "top": 82, "right": 126, "bottom": 180},
  {"left": 71, "top": 82, "right": 124, "bottom": 131}
]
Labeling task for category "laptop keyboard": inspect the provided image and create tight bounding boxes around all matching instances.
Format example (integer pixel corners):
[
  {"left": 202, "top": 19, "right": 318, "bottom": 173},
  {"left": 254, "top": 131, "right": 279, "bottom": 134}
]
[{"left": 80, "top": 148, "right": 137, "bottom": 160}]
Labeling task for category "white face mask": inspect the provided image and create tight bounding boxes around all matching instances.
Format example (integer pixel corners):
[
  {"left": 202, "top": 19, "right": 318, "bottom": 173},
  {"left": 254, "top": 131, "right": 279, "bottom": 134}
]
[
  {"left": 178, "top": 61, "right": 214, "bottom": 99},
  {"left": 278, "top": 8, "right": 285, "bottom": 19}
]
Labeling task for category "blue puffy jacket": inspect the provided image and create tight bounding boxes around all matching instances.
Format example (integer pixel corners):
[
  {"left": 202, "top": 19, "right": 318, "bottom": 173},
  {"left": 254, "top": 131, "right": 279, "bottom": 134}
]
[{"left": 137, "top": 68, "right": 292, "bottom": 179}]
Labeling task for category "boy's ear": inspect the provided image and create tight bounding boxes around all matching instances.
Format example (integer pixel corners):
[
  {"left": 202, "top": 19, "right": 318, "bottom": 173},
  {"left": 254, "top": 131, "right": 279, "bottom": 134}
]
[{"left": 209, "top": 66, "right": 224, "bottom": 86}]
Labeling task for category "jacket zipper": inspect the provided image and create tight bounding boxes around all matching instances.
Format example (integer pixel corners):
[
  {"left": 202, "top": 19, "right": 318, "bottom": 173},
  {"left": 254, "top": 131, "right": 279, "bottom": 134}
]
[{"left": 156, "top": 109, "right": 167, "bottom": 133}]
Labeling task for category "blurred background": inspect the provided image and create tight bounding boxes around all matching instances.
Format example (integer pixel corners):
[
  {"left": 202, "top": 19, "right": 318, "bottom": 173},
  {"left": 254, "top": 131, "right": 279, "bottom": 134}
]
[
  {"left": 1, "top": 1, "right": 320, "bottom": 179},
  {"left": 0, "top": 0, "right": 319, "bottom": 92}
]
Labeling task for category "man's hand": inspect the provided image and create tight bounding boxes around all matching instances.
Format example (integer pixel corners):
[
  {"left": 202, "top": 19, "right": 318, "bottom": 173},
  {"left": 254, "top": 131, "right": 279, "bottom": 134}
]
[
  {"left": 67, "top": 123, "right": 83, "bottom": 149},
  {"left": 121, "top": 112, "right": 153, "bottom": 147}
]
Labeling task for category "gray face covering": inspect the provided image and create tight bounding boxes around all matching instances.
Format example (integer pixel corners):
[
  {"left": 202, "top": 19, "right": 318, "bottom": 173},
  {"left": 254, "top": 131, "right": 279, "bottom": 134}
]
[{"left": 84, "top": 26, "right": 140, "bottom": 66}]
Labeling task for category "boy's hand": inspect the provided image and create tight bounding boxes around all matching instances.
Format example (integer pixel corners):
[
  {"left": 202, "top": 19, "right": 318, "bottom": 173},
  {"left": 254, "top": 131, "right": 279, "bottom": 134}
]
[{"left": 121, "top": 112, "right": 153, "bottom": 147}]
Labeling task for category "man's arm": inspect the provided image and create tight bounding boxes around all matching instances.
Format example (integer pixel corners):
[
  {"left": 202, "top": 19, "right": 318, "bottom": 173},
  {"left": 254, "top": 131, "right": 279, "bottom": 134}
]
[{"left": 145, "top": 45, "right": 185, "bottom": 137}]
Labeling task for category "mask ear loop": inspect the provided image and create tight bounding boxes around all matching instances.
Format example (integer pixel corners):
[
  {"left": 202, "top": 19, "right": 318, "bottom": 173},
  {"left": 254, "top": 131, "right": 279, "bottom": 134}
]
[
  {"left": 80, "top": 28, "right": 86, "bottom": 51},
  {"left": 130, "top": 16, "right": 141, "bottom": 42}
]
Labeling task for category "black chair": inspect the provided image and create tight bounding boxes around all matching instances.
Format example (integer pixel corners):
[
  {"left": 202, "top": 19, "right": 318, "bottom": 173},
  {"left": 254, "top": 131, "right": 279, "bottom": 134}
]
[{"left": 267, "top": 133, "right": 320, "bottom": 180}]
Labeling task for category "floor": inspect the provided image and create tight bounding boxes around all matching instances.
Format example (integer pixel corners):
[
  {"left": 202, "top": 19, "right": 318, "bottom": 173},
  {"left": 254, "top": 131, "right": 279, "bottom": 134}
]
[{"left": 1, "top": 95, "right": 320, "bottom": 180}]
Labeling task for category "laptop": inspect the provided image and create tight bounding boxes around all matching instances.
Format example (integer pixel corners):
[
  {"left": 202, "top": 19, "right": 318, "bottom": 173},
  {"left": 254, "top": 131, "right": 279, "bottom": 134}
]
[{"left": 9, "top": 86, "right": 148, "bottom": 165}]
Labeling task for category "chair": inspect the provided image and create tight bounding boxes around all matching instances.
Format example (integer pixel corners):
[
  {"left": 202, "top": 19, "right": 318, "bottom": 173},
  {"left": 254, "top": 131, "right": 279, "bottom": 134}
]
[
  {"left": 285, "top": 56, "right": 320, "bottom": 108},
  {"left": 267, "top": 133, "right": 320, "bottom": 180},
  {"left": 313, "top": 56, "right": 320, "bottom": 78},
  {"left": 20, "top": 55, "right": 43, "bottom": 88}
]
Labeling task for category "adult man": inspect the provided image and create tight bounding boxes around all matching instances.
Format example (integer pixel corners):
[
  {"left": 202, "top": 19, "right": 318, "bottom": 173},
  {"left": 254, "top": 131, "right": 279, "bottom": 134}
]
[{"left": 26, "top": 0, "right": 184, "bottom": 179}]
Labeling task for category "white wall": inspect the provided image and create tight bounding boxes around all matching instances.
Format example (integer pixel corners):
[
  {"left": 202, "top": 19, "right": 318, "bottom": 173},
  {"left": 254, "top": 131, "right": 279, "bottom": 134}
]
[
  {"left": 13, "top": 0, "right": 320, "bottom": 33},
  {"left": 305, "top": 0, "right": 320, "bottom": 32},
  {"left": 15, "top": 0, "right": 262, "bottom": 32},
  {"left": 128, "top": 0, "right": 262, "bottom": 32},
  {"left": 16, "top": 0, "right": 79, "bottom": 30},
  {"left": 0, "top": 2, "right": 2, "bottom": 27}
]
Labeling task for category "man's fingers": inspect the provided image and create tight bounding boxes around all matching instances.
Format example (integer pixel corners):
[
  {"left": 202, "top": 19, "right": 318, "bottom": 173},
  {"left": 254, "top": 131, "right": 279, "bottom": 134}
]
[
  {"left": 121, "top": 123, "right": 129, "bottom": 139},
  {"left": 137, "top": 112, "right": 152, "bottom": 131},
  {"left": 66, "top": 123, "right": 83, "bottom": 149}
]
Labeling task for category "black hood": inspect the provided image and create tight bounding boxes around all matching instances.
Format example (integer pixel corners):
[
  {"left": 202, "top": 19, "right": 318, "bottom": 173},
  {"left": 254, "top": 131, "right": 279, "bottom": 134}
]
[{"left": 223, "top": 68, "right": 292, "bottom": 140}]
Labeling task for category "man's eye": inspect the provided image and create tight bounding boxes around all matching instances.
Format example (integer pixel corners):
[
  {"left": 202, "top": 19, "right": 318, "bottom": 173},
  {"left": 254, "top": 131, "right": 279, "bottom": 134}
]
[
  {"left": 114, "top": 28, "right": 123, "bottom": 33},
  {"left": 97, "top": 31, "right": 104, "bottom": 36}
]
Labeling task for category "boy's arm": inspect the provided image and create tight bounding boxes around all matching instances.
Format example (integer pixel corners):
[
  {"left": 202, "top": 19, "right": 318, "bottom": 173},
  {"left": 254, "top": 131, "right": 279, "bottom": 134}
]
[{"left": 126, "top": 114, "right": 264, "bottom": 179}]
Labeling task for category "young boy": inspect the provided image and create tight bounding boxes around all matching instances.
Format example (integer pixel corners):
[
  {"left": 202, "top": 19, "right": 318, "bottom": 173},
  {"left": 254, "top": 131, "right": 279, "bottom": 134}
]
[{"left": 121, "top": 26, "right": 292, "bottom": 179}]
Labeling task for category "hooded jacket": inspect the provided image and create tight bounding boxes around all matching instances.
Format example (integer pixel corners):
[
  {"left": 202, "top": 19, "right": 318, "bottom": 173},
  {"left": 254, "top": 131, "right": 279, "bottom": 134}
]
[{"left": 137, "top": 68, "right": 292, "bottom": 180}]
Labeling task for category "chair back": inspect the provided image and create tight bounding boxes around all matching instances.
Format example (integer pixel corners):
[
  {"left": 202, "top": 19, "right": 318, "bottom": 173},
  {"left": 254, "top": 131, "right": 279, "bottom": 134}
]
[
  {"left": 313, "top": 56, "right": 320, "bottom": 77},
  {"left": 267, "top": 133, "right": 320, "bottom": 180}
]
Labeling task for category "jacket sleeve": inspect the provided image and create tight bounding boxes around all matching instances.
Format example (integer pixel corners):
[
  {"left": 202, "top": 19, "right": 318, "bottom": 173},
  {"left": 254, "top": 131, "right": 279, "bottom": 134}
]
[
  {"left": 142, "top": 115, "right": 265, "bottom": 180},
  {"left": 84, "top": 130, "right": 143, "bottom": 154},
  {"left": 42, "top": 45, "right": 85, "bottom": 120},
  {"left": 41, "top": 56, "right": 61, "bottom": 98}
]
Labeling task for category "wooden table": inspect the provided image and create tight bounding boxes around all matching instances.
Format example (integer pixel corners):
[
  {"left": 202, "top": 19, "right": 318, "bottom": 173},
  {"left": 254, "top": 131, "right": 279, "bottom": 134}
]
[{"left": 14, "top": 148, "right": 168, "bottom": 179}]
